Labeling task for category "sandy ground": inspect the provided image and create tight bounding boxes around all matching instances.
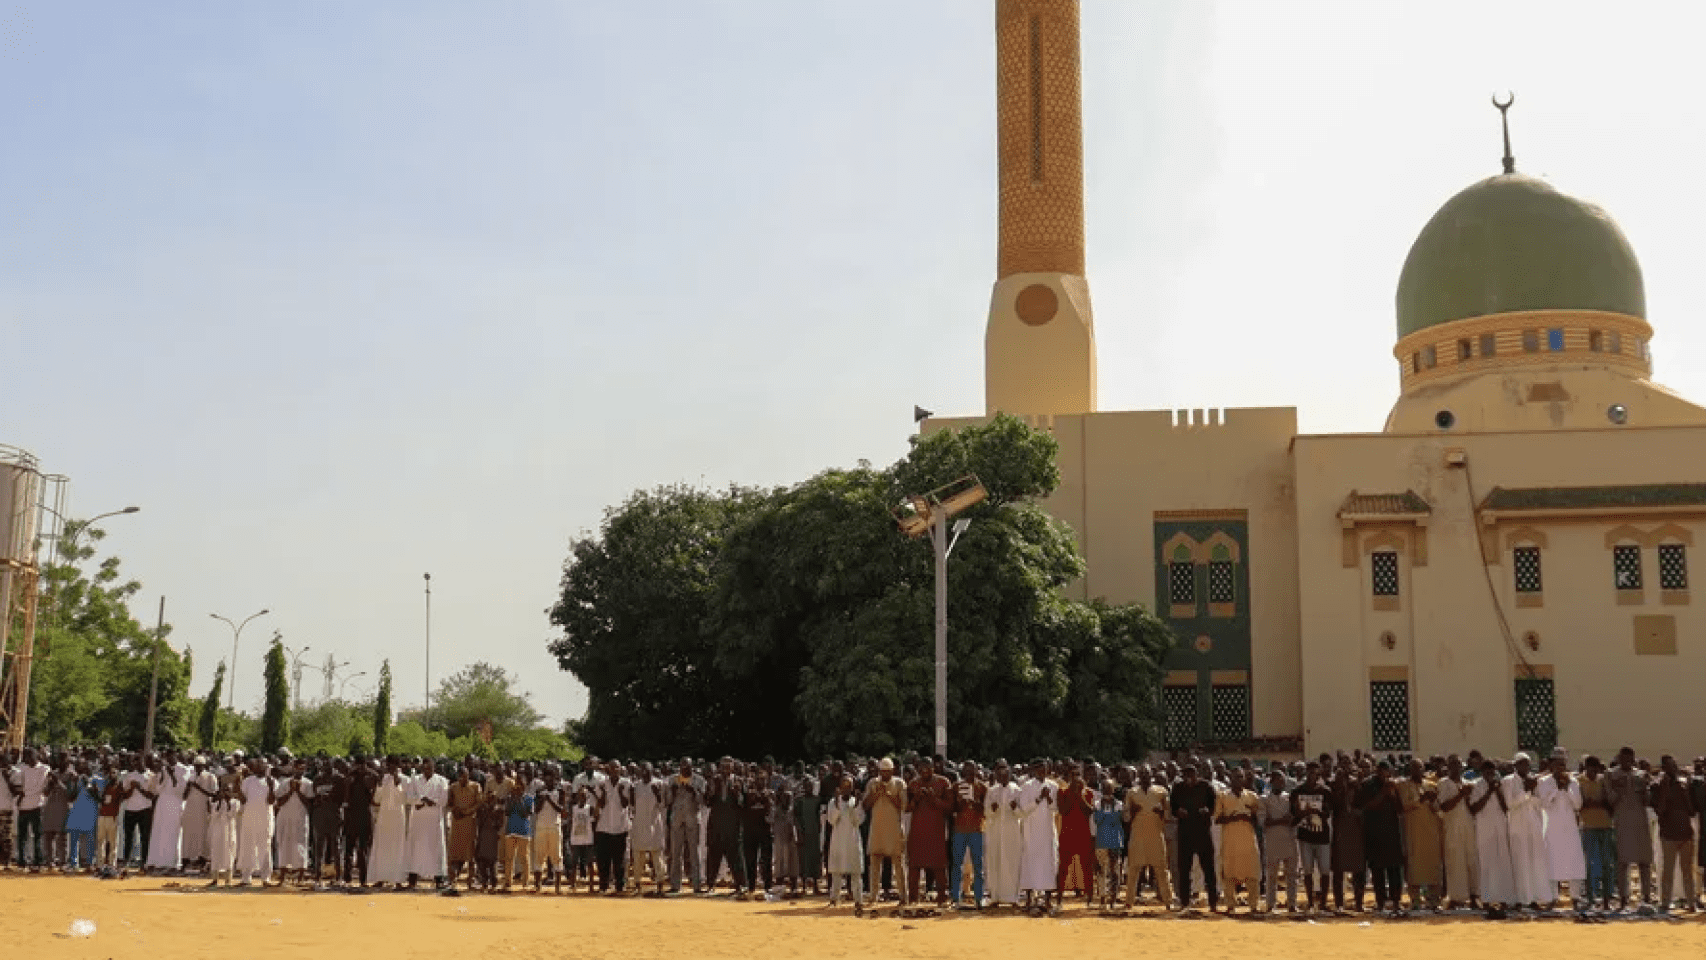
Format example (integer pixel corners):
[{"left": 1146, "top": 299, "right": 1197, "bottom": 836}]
[{"left": 6, "top": 877, "right": 1705, "bottom": 960}]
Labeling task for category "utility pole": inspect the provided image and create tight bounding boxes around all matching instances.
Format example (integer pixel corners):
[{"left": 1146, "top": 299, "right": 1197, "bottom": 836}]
[
  {"left": 143, "top": 596, "right": 166, "bottom": 753},
  {"left": 423, "top": 572, "right": 432, "bottom": 718}
]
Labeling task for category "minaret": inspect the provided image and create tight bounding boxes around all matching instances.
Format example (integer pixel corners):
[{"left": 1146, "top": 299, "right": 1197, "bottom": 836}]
[{"left": 985, "top": 0, "right": 1097, "bottom": 417}]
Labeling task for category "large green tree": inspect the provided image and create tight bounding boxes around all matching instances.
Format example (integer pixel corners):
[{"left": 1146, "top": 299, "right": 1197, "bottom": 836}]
[
  {"left": 421, "top": 661, "right": 542, "bottom": 741},
  {"left": 198, "top": 661, "right": 225, "bottom": 750},
  {"left": 373, "top": 660, "right": 393, "bottom": 755},
  {"left": 20, "top": 522, "right": 192, "bottom": 748},
  {"left": 260, "top": 634, "right": 289, "bottom": 753},
  {"left": 549, "top": 414, "right": 1173, "bottom": 760}
]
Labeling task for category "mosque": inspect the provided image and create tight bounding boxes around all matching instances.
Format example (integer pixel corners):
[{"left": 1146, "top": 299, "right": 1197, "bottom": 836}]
[{"left": 925, "top": 0, "right": 1706, "bottom": 761}]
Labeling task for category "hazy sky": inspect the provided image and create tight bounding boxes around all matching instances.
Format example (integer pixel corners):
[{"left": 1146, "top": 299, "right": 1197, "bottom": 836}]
[{"left": 4, "top": 2, "right": 1703, "bottom": 725}]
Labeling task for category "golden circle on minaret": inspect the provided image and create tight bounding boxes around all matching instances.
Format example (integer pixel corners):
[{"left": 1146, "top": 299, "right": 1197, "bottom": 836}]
[
  {"left": 1015, "top": 284, "right": 1059, "bottom": 325},
  {"left": 995, "top": 0, "right": 1085, "bottom": 280}
]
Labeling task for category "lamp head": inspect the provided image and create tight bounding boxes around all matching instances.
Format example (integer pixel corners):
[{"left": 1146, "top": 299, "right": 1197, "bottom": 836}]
[
  {"left": 120, "top": 506, "right": 140, "bottom": 514},
  {"left": 951, "top": 518, "right": 971, "bottom": 536}
]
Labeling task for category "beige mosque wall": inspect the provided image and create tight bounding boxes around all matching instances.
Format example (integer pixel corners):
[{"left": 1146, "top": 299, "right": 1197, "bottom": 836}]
[
  {"left": 929, "top": 406, "right": 1304, "bottom": 742},
  {"left": 1293, "top": 426, "right": 1706, "bottom": 761}
]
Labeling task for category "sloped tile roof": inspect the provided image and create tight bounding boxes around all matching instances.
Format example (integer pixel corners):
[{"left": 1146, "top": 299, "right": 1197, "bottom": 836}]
[
  {"left": 1338, "top": 490, "right": 1432, "bottom": 517},
  {"left": 1480, "top": 484, "right": 1706, "bottom": 512}
]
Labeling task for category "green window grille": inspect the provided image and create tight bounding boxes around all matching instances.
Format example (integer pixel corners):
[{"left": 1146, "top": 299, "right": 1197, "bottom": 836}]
[
  {"left": 1371, "top": 550, "right": 1400, "bottom": 596},
  {"left": 1168, "top": 562, "right": 1196, "bottom": 606},
  {"left": 1513, "top": 546, "right": 1542, "bottom": 593},
  {"left": 1162, "top": 685, "right": 1198, "bottom": 749},
  {"left": 1659, "top": 543, "right": 1688, "bottom": 590},
  {"left": 1613, "top": 544, "right": 1642, "bottom": 590},
  {"left": 1369, "top": 681, "right": 1411, "bottom": 751},
  {"left": 1514, "top": 676, "right": 1556, "bottom": 754},
  {"left": 1208, "top": 561, "right": 1236, "bottom": 604},
  {"left": 1210, "top": 684, "right": 1250, "bottom": 742}
]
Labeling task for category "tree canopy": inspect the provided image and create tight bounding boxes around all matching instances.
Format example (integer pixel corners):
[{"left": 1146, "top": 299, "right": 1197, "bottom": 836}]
[
  {"left": 17, "top": 522, "right": 193, "bottom": 749},
  {"left": 549, "top": 414, "right": 1173, "bottom": 761}
]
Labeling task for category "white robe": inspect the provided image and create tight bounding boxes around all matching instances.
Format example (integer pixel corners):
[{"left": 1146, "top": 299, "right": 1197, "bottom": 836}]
[
  {"left": 1017, "top": 777, "right": 1059, "bottom": 893},
  {"left": 236, "top": 775, "right": 275, "bottom": 880},
  {"left": 273, "top": 778, "right": 313, "bottom": 870},
  {"left": 824, "top": 797, "right": 864, "bottom": 874},
  {"left": 369, "top": 772, "right": 410, "bottom": 883},
  {"left": 145, "top": 765, "right": 188, "bottom": 869},
  {"left": 985, "top": 781, "right": 1024, "bottom": 904},
  {"left": 405, "top": 773, "right": 449, "bottom": 878},
  {"left": 1471, "top": 778, "right": 1515, "bottom": 906},
  {"left": 1537, "top": 775, "right": 1586, "bottom": 883},
  {"left": 208, "top": 798, "right": 240, "bottom": 876},
  {"left": 1501, "top": 775, "right": 1554, "bottom": 904},
  {"left": 179, "top": 771, "right": 217, "bottom": 862}
]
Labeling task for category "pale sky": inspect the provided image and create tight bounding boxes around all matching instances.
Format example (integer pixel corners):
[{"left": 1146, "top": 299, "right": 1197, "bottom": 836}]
[{"left": 4, "top": 2, "right": 1703, "bottom": 725}]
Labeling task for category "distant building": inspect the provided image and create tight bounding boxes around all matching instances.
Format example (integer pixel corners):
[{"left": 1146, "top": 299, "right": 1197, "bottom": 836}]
[{"left": 928, "top": 0, "right": 1706, "bottom": 759}]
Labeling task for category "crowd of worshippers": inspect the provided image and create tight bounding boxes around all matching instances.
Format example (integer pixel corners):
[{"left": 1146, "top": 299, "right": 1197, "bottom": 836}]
[{"left": 1, "top": 744, "right": 1704, "bottom": 919}]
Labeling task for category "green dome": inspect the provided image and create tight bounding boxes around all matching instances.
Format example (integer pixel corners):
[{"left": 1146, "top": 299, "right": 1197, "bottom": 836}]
[{"left": 1396, "top": 173, "right": 1645, "bottom": 338}]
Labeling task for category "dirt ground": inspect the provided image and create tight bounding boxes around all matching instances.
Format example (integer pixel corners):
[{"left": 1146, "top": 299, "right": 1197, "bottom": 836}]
[{"left": 7, "top": 877, "right": 1704, "bottom": 960}]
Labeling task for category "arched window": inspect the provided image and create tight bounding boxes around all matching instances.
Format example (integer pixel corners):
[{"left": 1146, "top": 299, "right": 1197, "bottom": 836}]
[{"left": 1168, "top": 542, "right": 1196, "bottom": 607}]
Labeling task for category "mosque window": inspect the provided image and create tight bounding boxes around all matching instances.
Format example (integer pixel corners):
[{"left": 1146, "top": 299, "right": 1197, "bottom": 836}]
[
  {"left": 1369, "top": 681, "right": 1411, "bottom": 752},
  {"left": 1589, "top": 330, "right": 1604, "bottom": 353},
  {"left": 1479, "top": 333, "right": 1497, "bottom": 357},
  {"left": 1162, "top": 685, "right": 1198, "bottom": 749},
  {"left": 1522, "top": 329, "right": 1540, "bottom": 353},
  {"left": 1208, "top": 560, "right": 1235, "bottom": 604},
  {"left": 1640, "top": 339, "right": 1651, "bottom": 361},
  {"left": 1514, "top": 676, "right": 1557, "bottom": 754},
  {"left": 1659, "top": 543, "right": 1688, "bottom": 591},
  {"left": 1613, "top": 544, "right": 1643, "bottom": 591},
  {"left": 1409, "top": 353, "right": 1420, "bottom": 374},
  {"left": 1370, "top": 550, "right": 1400, "bottom": 597},
  {"left": 1422, "top": 345, "right": 1437, "bottom": 369},
  {"left": 1547, "top": 328, "right": 1565, "bottom": 351},
  {"left": 1210, "top": 684, "right": 1251, "bottom": 741},
  {"left": 1168, "top": 542, "right": 1196, "bottom": 607},
  {"left": 1608, "top": 331, "right": 1623, "bottom": 354},
  {"left": 1457, "top": 339, "right": 1473, "bottom": 361},
  {"left": 1513, "top": 546, "right": 1543, "bottom": 593}
]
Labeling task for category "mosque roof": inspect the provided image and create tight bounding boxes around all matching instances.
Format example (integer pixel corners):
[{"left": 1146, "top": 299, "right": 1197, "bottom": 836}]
[
  {"left": 1479, "top": 484, "right": 1706, "bottom": 513},
  {"left": 1395, "top": 173, "right": 1646, "bottom": 339},
  {"left": 1337, "top": 490, "right": 1432, "bottom": 519}
]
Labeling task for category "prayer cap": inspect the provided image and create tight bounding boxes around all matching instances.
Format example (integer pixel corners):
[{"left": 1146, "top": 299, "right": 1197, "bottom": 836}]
[
  {"left": 1513, "top": 751, "right": 1531, "bottom": 764},
  {"left": 192, "top": 755, "right": 207, "bottom": 765},
  {"left": 878, "top": 758, "right": 895, "bottom": 771}
]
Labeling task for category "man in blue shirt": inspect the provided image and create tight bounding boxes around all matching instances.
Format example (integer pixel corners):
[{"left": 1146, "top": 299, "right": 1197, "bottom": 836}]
[{"left": 500, "top": 791, "right": 534, "bottom": 891}]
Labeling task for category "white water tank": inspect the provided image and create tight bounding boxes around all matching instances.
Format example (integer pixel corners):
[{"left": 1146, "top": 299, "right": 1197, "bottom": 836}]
[{"left": 0, "top": 446, "right": 42, "bottom": 567}]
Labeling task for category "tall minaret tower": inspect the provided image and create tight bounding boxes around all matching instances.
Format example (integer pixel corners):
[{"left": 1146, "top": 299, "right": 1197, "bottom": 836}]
[{"left": 985, "top": 0, "right": 1097, "bottom": 417}]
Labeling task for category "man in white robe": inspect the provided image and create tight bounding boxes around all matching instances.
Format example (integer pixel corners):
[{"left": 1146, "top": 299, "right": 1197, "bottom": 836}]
[
  {"left": 1503, "top": 753, "right": 1554, "bottom": 908},
  {"left": 984, "top": 760, "right": 1024, "bottom": 907},
  {"left": 273, "top": 760, "right": 314, "bottom": 882},
  {"left": 206, "top": 788, "right": 240, "bottom": 886},
  {"left": 405, "top": 758, "right": 449, "bottom": 887},
  {"left": 1468, "top": 759, "right": 1515, "bottom": 909},
  {"left": 179, "top": 757, "right": 218, "bottom": 870},
  {"left": 1017, "top": 760, "right": 1059, "bottom": 911},
  {"left": 235, "top": 761, "right": 276, "bottom": 885},
  {"left": 1537, "top": 751, "right": 1586, "bottom": 908},
  {"left": 368, "top": 759, "right": 411, "bottom": 886},
  {"left": 145, "top": 755, "right": 188, "bottom": 871}
]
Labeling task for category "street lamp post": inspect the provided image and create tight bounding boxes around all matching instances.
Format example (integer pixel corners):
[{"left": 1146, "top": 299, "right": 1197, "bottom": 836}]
[
  {"left": 892, "top": 475, "right": 986, "bottom": 760},
  {"left": 210, "top": 609, "right": 270, "bottom": 712},
  {"left": 338, "top": 671, "right": 368, "bottom": 701},
  {"left": 423, "top": 573, "right": 431, "bottom": 718},
  {"left": 284, "top": 642, "right": 313, "bottom": 712}
]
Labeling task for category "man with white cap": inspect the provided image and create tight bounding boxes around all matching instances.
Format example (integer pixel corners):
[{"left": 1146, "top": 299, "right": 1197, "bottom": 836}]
[
  {"left": 861, "top": 757, "right": 906, "bottom": 905},
  {"left": 180, "top": 756, "right": 218, "bottom": 872},
  {"left": 1536, "top": 748, "right": 1585, "bottom": 909},
  {"left": 1503, "top": 753, "right": 1553, "bottom": 908}
]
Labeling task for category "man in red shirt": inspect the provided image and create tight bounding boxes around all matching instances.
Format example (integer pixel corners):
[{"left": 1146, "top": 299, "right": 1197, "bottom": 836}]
[{"left": 950, "top": 761, "right": 988, "bottom": 908}]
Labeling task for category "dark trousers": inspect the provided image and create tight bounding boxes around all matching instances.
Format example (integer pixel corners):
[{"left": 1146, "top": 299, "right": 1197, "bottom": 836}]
[
  {"left": 1369, "top": 862, "right": 1404, "bottom": 908},
  {"left": 313, "top": 815, "right": 342, "bottom": 875},
  {"left": 706, "top": 823, "right": 745, "bottom": 890},
  {"left": 743, "top": 829, "right": 773, "bottom": 892},
  {"left": 594, "top": 831, "right": 627, "bottom": 891},
  {"left": 1177, "top": 832, "right": 1218, "bottom": 908},
  {"left": 14, "top": 809, "right": 44, "bottom": 866},
  {"left": 122, "top": 809, "right": 153, "bottom": 864},
  {"left": 343, "top": 817, "right": 372, "bottom": 884}
]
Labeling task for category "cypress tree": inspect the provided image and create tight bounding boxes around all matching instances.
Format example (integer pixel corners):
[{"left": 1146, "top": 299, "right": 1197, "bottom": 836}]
[
  {"left": 374, "top": 659, "right": 393, "bottom": 755},
  {"left": 198, "top": 661, "right": 225, "bottom": 750},
  {"left": 261, "top": 636, "right": 290, "bottom": 753}
]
